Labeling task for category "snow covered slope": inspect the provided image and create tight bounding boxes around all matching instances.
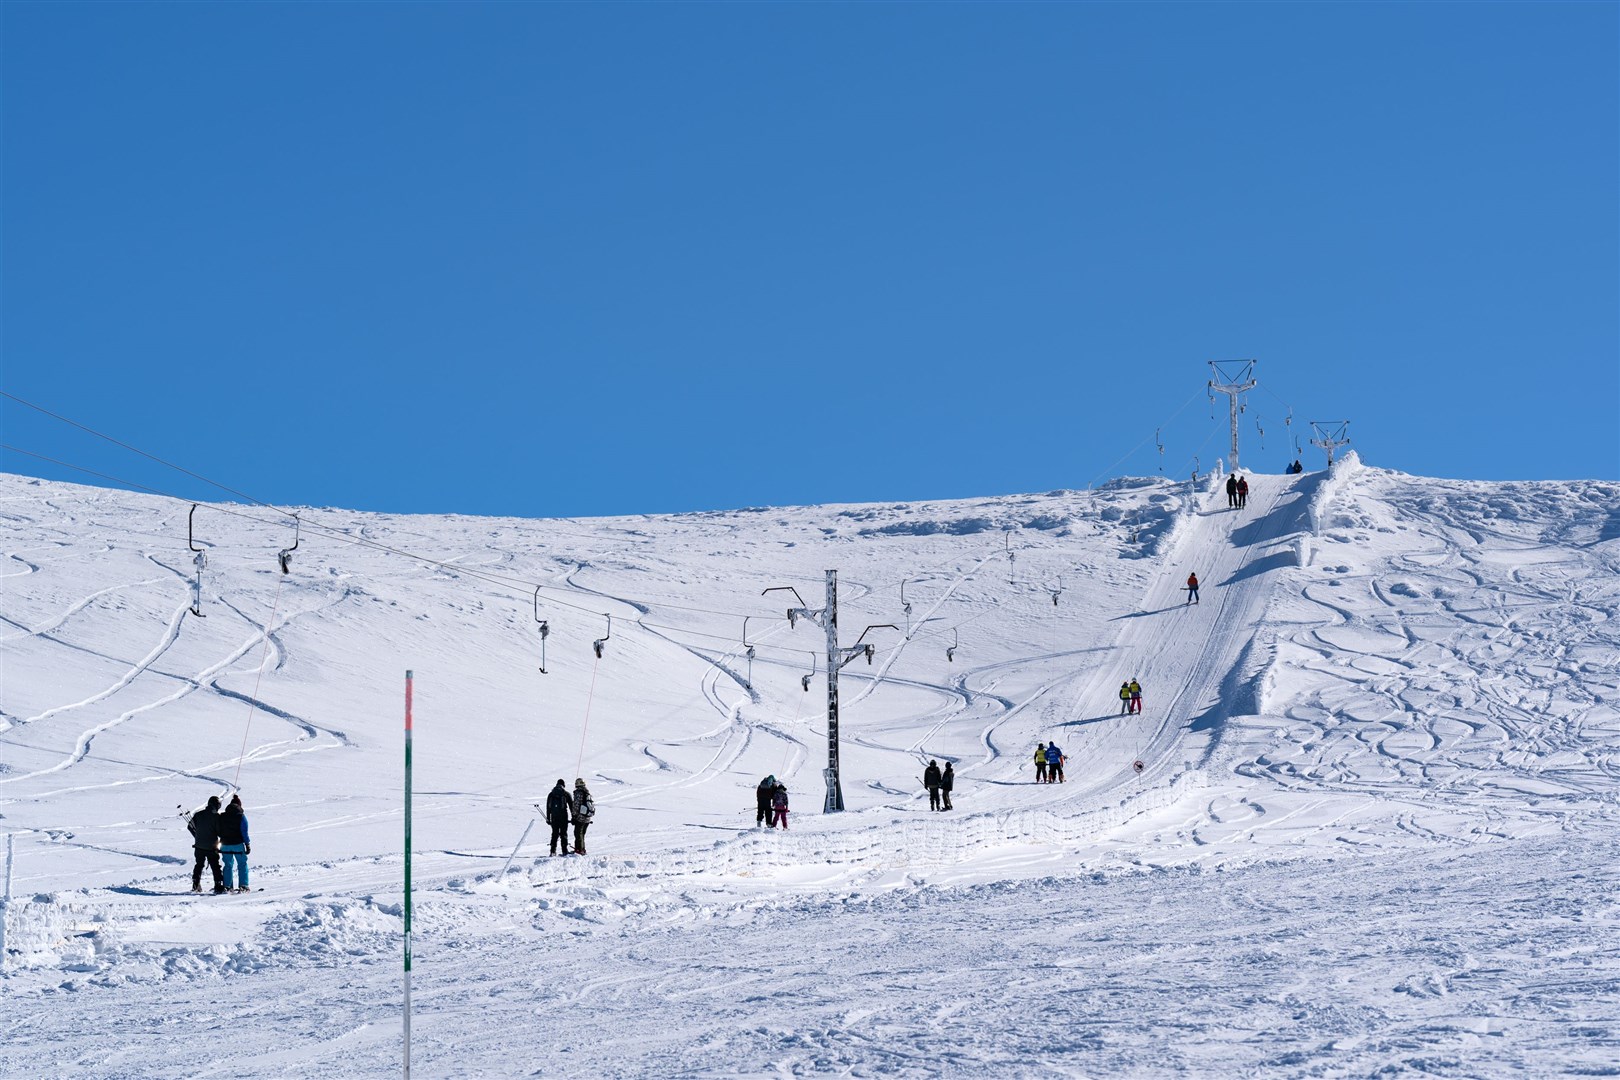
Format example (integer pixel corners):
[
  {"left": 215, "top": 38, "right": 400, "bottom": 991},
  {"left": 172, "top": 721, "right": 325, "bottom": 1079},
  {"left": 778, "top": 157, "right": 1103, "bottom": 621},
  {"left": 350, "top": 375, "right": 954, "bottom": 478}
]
[{"left": 2, "top": 459, "right": 1617, "bottom": 1077}]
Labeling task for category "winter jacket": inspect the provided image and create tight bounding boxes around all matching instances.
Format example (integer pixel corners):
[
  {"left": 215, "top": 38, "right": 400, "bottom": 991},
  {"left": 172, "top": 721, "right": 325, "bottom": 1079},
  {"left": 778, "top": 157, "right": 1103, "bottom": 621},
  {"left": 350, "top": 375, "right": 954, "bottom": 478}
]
[
  {"left": 1129, "top": 681, "right": 1141, "bottom": 699},
  {"left": 218, "top": 807, "right": 250, "bottom": 847},
  {"left": 756, "top": 778, "right": 776, "bottom": 812},
  {"left": 1034, "top": 747, "right": 1046, "bottom": 766},
  {"left": 923, "top": 763, "right": 942, "bottom": 790},
  {"left": 1119, "top": 684, "right": 1131, "bottom": 701},
  {"left": 545, "top": 784, "right": 574, "bottom": 825},
  {"left": 573, "top": 788, "right": 595, "bottom": 825},
  {"left": 771, "top": 787, "right": 788, "bottom": 810},
  {"left": 1237, "top": 479, "right": 1249, "bottom": 494},
  {"left": 1044, "top": 744, "right": 1064, "bottom": 766},
  {"left": 941, "top": 765, "right": 954, "bottom": 792},
  {"left": 1225, "top": 475, "right": 1238, "bottom": 495},
  {"left": 188, "top": 809, "right": 222, "bottom": 850}
]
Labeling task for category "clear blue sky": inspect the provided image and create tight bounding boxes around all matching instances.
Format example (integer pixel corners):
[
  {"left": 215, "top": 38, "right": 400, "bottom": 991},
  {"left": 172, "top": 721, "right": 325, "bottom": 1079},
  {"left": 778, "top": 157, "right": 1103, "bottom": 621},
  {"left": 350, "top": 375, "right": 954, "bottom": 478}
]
[{"left": 2, "top": 2, "right": 1615, "bottom": 518}]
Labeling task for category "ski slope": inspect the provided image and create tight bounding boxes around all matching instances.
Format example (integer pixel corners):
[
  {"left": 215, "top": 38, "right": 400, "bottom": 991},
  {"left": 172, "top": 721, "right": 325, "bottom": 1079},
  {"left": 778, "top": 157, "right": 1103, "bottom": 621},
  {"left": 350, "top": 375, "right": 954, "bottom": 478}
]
[{"left": 2, "top": 458, "right": 1618, "bottom": 1077}]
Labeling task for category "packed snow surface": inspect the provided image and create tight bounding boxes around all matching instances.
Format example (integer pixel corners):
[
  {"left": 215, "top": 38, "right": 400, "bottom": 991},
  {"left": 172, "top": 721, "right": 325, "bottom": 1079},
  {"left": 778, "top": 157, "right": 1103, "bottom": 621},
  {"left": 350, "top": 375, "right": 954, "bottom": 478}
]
[{"left": 2, "top": 457, "right": 1617, "bottom": 1077}]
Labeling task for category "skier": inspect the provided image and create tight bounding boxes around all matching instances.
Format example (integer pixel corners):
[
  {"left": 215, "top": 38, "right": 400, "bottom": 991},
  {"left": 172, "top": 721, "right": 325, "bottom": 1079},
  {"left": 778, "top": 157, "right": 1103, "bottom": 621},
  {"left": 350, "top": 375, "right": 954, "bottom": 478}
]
[
  {"left": 188, "top": 795, "right": 225, "bottom": 894},
  {"left": 1289, "top": 459, "right": 1304, "bottom": 475},
  {"left": 1119, "top": 681, "right": 1132, "bottom": 715},
  {"left": 1034, "top": 744, "right": 1047, "bottom": 784},
  {"left": 545, "top": 778, "right": 574, "bottom": 856},
  {"left": 1186, "top": 572, "right": 1199, "bottom": 605},
  {"left": 924, "top": 759, "right": 943, "bottom": 811},
  {"left": 770, "top": 783, "right": 789, "bottom": 829},
  {"left": 1044, "top": 742, "right": 1066, "bottom": 783},
  {"left": 755, "top": 775, "right": 777, "bottom": 827},
  {"left": 1129, "top": 679, "right": 1143, "bottom": 715},
  {"left": 1237, "top": 475, "right": 1249, "bottom": 509},
  {"left": 941, "top": 762, "right": 955, "bottom": 811},
  {"left": 571, "top": 778, "right": 595, "bottom": 855},
  {"left": 1225, "top": 473, "right": 1238, "bottom": 508},
  {"left": 218, "top": 794, "right": 251, "bottom": 893}
]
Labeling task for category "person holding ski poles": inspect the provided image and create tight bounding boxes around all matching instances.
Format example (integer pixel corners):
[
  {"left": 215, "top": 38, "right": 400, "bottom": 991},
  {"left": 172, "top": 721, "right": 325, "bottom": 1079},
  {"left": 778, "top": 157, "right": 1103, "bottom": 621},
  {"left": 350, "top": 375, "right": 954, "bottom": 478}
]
[
  {"left": 1237, "top": 475, "right": 1250, "bottom": 509},
  {"left": 1119, "top": 681, "right": 1132, "bottom": 715},
  {"left": 1034, "top": 744, "right": 1048, "bottom": 784},
  {"left": 941, "top": 762, "right": 955, "bottom": 810},
  {"left": 1186, "top": 572, "right": 1200, "bottom": 605},
  {"left": 1129, "top": 679, "right": 1143, "bottom": 715},
  {"left": 1044, "top": 742, "right": 1066, "bottom": 783},
  {"left": 924, "top": 760, "right": 943, "bottom": 811},
  {"left": 545, "top": 778, "right": 574, "bottom": 856},
  {"left": 188, "top": 795, "right": 225, "bottom": 894}
]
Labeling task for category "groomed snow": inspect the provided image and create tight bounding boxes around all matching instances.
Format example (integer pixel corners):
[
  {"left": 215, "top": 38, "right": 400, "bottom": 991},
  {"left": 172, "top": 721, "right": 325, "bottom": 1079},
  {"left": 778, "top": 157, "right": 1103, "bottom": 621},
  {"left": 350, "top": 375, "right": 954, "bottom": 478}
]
[{"left": 2, "top": 457, "right": 1617, "bottom": 1077}]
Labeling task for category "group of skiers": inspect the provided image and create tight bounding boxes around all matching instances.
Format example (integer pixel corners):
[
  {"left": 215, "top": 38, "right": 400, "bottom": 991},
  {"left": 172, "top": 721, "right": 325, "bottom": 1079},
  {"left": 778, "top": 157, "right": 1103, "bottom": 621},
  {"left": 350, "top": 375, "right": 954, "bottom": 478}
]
[
  {"left": 1225, "top": 473, "right": 1250, "bottom": 509},
  {"left": 755, "top": 775, "right": 790, "bottom": 828},
  {"left": 187, "top": 793, "right": 252, "bottom": 894},
  {"left": 1118, "top": 679, "right": 1145, "bottom": 714},
  {"left": 1033, "top": 741, "right": 1066, "bottom": 783},
  {"left": 922, "top": 760, "right": 955, "bottom": 810},
  {"left": 544, "top": 777, "right": 596, "bottom": 855}
]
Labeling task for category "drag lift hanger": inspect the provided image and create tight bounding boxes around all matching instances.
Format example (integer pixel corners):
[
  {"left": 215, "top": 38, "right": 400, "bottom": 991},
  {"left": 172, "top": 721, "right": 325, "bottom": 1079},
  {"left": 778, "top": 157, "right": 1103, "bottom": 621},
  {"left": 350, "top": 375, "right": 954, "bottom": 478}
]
[
  {"left": 187, "top": 504, "right": 207, "bottom": 618},
  {"left": 533, "top": 587, "right": 550, "bottom": 674},
  {"left": 900, "top": 580, "right": 913, "bottom": 636},
  {"left": 801, "top": 651, "right": 816, "bottom": 693},
  {"left": 946, "top": 628, "right": 959, "bottom": 663},
  {"left": 277, "top": 514, "right": 300, "bottom": 574},
  {"left": 592, "top": 614, "right": 611, "bottom": 659},
  {"left": 742, "top": 617, "right": 756, "bottom": 689}
]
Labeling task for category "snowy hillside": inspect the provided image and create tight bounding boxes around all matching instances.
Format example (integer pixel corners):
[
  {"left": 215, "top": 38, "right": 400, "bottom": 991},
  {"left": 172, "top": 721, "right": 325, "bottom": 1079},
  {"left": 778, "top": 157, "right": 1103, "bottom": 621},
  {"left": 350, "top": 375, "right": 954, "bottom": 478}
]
[{"left": 2, "top": 459, "right": 1618, "bottom": 1077}]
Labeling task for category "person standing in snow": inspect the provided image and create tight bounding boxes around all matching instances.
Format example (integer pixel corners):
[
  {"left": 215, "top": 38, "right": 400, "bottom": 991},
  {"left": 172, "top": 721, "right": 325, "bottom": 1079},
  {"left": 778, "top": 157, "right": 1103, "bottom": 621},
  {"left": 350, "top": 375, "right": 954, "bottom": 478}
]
[
  {"left": 1225, "top": 473, "right": 1238, "bottom": 508},
  {"left": 1186, "top": 572, "right": 1200, "bottom": 605},
  {"left": 1237, "top": 475, "right": 1249, "bottom": 509},
  {"left": 571, "top": 778, "right": 595, "bottom": 855},
  {"left": 218, "top": 794, "right": 251, "bottom": 893},
  {"left": 941, "top": 762, "right": 955, "bottom": 811},
  {"left": 924, "top": 759, "right": 943, "bottom": 810},
  {"left": 1119, "top": 681, "right": 1132, "bottom": 715},
  {"left": 1034, "top": 744, "right": 1048, "bottom": 784},
  {"left": 770, "top": 784, "right": 789, "bottom": 829},
  {"left": 755, "top": 775, "right": 777, "bottom": 827},
  {"left": 188, "top": 795, "right": 225, "bottom": 894},
  {"left": 1044, "top": 742, "right": 1066, "bottom": 783},
  {"left": 1129, "top": 679, "right": 1143, "bottom": 715},
  {"left": 545, "top": 778, "right": 574, "bottom": 856}
]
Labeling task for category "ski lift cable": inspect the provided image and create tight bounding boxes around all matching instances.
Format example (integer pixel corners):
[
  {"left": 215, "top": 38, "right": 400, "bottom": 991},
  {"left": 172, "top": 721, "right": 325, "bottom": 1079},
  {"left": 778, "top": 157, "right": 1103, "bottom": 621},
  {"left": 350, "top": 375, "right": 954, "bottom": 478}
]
[
  {"left": 230, "top": 569, "right": 289, "bottom": 792},
  {"left": 1084, "top": 386, "right": 1205, "bottom": 490}
]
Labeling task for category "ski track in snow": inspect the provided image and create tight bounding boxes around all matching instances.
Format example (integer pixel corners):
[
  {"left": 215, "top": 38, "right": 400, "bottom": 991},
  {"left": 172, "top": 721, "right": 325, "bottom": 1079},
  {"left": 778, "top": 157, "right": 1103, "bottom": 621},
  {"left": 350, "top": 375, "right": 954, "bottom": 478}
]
[{"left": 2, "top": 461, "right": 1618, "bottom": 1077}]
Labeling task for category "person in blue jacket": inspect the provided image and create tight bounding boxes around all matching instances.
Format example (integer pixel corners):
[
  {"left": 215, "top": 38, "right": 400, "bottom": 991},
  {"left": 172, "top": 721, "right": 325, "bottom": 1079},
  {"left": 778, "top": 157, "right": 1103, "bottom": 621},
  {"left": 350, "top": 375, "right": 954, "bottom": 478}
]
[
  {"left": 1044, "top": 742, "right": 1066, "bottom": 783},
  {"left": 219, "top": 794, "right": 251, "bottom": 893}
]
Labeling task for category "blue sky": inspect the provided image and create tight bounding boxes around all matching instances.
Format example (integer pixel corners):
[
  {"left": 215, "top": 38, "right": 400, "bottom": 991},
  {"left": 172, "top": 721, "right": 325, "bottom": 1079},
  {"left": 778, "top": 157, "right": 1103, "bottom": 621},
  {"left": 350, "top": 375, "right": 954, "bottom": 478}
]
[{"left": 2, "top": 2, "right": 1615, "bottom": 518}]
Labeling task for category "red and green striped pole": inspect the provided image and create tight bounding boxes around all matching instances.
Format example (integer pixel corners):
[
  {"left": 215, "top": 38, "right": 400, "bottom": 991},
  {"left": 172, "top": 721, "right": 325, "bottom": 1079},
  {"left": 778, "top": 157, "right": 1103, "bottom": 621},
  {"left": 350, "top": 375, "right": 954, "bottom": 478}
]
[{"left": 404, "top": 669, "right": 414, "bottom": 1079}]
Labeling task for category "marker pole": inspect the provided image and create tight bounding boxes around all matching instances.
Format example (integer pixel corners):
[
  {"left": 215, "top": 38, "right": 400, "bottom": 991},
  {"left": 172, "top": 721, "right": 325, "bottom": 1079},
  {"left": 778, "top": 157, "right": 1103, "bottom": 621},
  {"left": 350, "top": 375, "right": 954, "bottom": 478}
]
[{"left": 404, "top": 670, "right": 414, "bottom": 1080}]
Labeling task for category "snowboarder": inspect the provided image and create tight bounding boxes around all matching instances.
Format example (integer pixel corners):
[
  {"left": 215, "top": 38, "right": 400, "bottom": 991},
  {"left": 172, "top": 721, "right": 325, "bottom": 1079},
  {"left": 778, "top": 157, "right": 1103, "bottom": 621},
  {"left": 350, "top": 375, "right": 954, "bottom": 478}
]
[
  {"left": 924, "top": 759, "right": 943, "bottom": 811},
  {"left": 545, "top": 778, "right": 574, "bottom": 856},
  {"left": 1237, "top": 475, "right": 1249, "bottom": 509},
  {"left": 1044, "top": 742, "right": 1066, "bottom": 783},
  {"left": 1129, "top": 679, "right": 1143, "bottom": 715},
  {"left": 1225, "top": 473, "right": 1238, "bottom": 508},
  {"left": 1034, "top": 744, "right": 1047, "bottom": 784},
  {"left": 1186, "top": 572, "right": 1199, "bottom": 605},
  {"left": 770, "top": 784, "right": 789, "bottom": 829},
  {"left": 755, "top": 775, "right": 777, "bottom": 826},
  {"left": 218, "top": 794, "right": 251, "bottom": 893},
  {"left": 572, "top": 778, "right": 595, "bottom": 854},
  {"left": 941, "top": 762, "right": 954, "bottom": 811},
  {"left": 188, "top": 795, "right": 225, "bottom": 894},
  {"left": 1119, "top": 681, "right": 1132, "bottom": 715}
]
